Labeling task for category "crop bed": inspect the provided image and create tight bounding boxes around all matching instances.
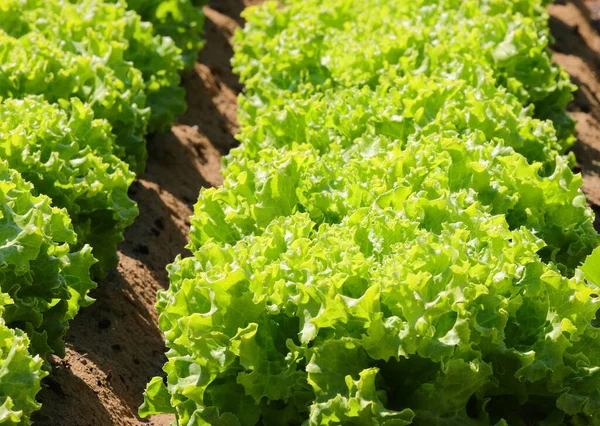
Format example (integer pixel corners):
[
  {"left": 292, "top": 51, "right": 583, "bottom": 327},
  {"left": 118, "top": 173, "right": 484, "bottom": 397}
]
[{"left": 9, "top": 0, "right": 600, "bottom": 425}]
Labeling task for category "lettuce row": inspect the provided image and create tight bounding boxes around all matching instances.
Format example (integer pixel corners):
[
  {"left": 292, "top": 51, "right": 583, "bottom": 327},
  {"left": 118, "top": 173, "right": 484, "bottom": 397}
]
[
  {"left": 0, "top": 97, "right": 138, "bottom": 274},
  {"left": 0, "top": 0, "right": 186, "bottom": 136},
  {"left": 0, "top": 161, "right": 96, "bottom": 359},
  {"left": 0, "top": 0, "right": 206, "bottom": 421},
  {"left": 0, "top": 0, "right": 205, "bottom": 271},
  {"left": 141, "top": 0, "right": 600, "bottom": 424}
]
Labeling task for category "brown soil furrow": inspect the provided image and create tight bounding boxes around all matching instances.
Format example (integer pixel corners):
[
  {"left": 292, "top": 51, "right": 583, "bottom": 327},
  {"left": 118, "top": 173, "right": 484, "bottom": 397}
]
[{"left": 550, "top": 1, "right": 600, "bottom": 227}]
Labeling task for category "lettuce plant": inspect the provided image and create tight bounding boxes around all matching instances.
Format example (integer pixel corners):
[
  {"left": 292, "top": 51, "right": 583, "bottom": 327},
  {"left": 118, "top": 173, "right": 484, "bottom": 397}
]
[
  {"left": 233, "top": 0, "right": 575, "bottom": 142},
  {"left": 0, "top": 162, "right": 96, "bottom": 358},
  {"left": 145, "top": 206, "right": 600, "bottom": 425},
  {"left": 235, "top": 74, "right": 567, "bottom": 169},
  {"left": 0, "top": 97, "right": 138, "bottom": 275},
  {"left": 0, "top": 29, "right": 149, "bottom": 172},
  {"left": 191, "top": 133, "right": 597, "bottom": 273}
]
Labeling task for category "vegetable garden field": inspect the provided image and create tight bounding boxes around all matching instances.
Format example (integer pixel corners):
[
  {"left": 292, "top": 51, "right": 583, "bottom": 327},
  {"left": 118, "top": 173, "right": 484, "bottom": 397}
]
[{"left": 1, "top": 0, "right": 600, "bottom": 425}]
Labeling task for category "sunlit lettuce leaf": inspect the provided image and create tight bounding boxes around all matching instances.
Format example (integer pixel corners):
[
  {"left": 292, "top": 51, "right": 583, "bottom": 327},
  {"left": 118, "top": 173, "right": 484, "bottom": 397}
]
[
  {"left": 0, "top": 162, "right": 96, "bottom": 358},
  {"left": 0, "top": 97, "right": 138, "bottom": 275}
]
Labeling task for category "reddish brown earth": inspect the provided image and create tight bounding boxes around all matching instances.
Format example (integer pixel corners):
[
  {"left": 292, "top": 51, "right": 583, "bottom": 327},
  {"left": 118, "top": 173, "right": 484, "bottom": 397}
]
[
  {"left": 30, "top": 1, "right": 600, "bottom": 425},
  {"left": 550, "top": 0, "right": 600, "bottom": 231}
]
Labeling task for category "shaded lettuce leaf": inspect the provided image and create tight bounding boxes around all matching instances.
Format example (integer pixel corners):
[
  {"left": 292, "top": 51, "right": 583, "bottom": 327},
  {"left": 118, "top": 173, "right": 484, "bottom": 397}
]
[
  {"left": 0, "top": 97, "right": 138, "bottom": 276},
  {"left": 0, "top": 162, "right": 96, "bottom": 358},
  {"left": 582, "top": 248, "right": 600, "bottom": 287}
]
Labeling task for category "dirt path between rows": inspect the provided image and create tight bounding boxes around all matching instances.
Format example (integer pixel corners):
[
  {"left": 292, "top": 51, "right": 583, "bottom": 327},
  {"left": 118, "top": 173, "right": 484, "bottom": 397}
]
[
  {"left": 550, "top": 0, "right": 600, "bottom": 230},
  {"left": 30, "top": 1, "right": 600, "bottom": 425}
]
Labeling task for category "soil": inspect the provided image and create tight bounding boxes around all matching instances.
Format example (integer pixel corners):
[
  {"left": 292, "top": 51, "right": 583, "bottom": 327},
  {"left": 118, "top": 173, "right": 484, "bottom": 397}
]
[
  {"left": 29, "top": 1, "right": 600, "bottom": 425},
  {"left": 550, "top": 0, "right": 600, "bottom": 230}
]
